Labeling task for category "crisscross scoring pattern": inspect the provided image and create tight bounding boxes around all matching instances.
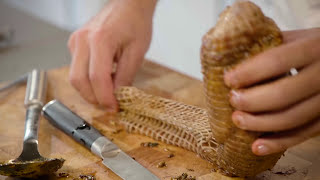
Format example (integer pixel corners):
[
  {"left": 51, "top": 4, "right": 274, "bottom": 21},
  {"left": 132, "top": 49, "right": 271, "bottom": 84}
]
[{"left": 116, "top": 87, "right": 219, "bottom": 165}]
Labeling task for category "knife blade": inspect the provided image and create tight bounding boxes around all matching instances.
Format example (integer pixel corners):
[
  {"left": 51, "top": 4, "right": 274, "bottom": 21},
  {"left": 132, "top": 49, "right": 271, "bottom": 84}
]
[{"left": 42, "top": 100, "right": 159, "bottom": 180}]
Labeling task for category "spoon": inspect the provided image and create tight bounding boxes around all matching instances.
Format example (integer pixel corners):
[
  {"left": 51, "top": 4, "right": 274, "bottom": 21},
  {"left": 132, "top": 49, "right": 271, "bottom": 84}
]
[{"left": 0, "top": 69, "right": 64, "bottom": 178}]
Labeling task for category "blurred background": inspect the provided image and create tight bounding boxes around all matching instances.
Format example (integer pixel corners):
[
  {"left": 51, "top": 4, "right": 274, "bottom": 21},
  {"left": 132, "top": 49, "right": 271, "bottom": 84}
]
[{"left": 0, "top": 0, "right": 319, "bottom": 81}]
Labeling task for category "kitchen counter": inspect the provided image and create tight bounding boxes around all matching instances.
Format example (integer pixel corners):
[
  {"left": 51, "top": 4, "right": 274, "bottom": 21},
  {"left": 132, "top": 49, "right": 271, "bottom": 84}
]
[{"left": 0, "top": 63, "right": 319, "bottom": 180}]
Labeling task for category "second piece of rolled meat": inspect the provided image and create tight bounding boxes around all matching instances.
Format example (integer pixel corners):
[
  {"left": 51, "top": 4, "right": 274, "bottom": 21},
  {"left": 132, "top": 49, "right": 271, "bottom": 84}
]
[{"left": 201, "top": 1, "right": 284, "bottom": 177}]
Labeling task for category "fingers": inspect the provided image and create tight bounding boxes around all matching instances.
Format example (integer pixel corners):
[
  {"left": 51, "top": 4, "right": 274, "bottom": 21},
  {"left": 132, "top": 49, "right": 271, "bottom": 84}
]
[
  {"left": 224, "top": 28, "right": 320, "bottom": 155},
  {"left": 252, "top": 118, "right": 320, "bottom": 156},
  {"left": 282, "top": 28, "right": 320, "bottom": 43},
  {"left": 69, "top": 30, "right": 98, "bottom": 104},
  {"left": 224, "top": 35, "right": 320, "bottom": 88},
  {"left": 232, "top": 93, "right": 320, "bottom": 132},
  {"left": 113, "top": 44, "right": 144, "bottom": 89},
  {"left": 229, "top": 60, "right": 320, "bottom": 112},
  {"left": 88, "top": 31, "right": 118, "bottom": 110}
]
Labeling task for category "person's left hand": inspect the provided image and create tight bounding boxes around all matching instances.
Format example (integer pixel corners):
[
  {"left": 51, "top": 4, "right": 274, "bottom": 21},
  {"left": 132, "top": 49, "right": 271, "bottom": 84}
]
[{"left": 224, "top": 28, "right": 320, "bottom": 156}]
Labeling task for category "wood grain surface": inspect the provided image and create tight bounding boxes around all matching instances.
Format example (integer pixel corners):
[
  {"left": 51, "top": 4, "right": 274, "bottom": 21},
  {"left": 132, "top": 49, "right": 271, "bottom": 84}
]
[{"left": 0, "top": 61, "right": 319, "bottom": 180}]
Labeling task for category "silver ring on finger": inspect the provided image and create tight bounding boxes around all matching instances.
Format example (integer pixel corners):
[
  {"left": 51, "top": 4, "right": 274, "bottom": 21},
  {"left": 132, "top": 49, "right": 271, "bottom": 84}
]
[{"left": 289, "top": 68, "right": 298, "bottom": 76}]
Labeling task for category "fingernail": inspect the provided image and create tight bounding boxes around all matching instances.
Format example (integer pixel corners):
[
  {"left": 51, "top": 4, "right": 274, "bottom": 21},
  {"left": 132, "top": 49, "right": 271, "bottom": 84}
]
[
  {"left": 230, "top": 90, "right": 241, "bottom": 107},
  {"left": 256, "top": 144, "right": 270, "bottom": 156},
  {"left": 232, "top": 113, "right": 246, "bottom": 129},
  {"left": 224, "top": 71, "right": 238, "bottom": 87}
]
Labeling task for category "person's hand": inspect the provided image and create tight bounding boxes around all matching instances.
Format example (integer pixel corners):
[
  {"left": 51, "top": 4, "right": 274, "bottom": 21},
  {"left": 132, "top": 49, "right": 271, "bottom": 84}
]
[
  {"left": 68, "top": 0, "right": 157, "bottom": 111},
  {"left": 224, "top": 28, "right": 320, "bottom": 156}
]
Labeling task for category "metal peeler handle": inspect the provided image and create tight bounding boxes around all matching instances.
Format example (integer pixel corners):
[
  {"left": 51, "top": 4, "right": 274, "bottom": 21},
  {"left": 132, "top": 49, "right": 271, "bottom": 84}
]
[
  {"left": 42, "top": 100, "right": 103, "bottom": 150},
  {"left": 22, "top": 69, "right": 47, "bottom": 146},
  {"left": 24, "top": 69, "right": 47, "bottom": 108}
]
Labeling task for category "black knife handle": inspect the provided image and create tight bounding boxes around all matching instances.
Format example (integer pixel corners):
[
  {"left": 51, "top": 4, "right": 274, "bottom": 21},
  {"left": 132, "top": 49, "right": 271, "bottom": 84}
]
[{"left": 42, "top": 100, "right": 103, "bottom": 149}]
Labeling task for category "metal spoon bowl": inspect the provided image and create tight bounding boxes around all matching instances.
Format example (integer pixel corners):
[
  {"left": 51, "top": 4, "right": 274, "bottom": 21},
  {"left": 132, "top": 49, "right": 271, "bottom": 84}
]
[
  {"left": 0, "top": 158, "right": 64, "bottom": 178},
  {"left": 0, "top": 70, "right": 64, "bottom": 178}
]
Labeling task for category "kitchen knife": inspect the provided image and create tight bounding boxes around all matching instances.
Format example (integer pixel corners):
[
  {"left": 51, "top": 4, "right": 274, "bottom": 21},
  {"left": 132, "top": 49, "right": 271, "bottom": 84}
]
[{"left": 42, "top": 100, "right": 159, "bottom": 180}]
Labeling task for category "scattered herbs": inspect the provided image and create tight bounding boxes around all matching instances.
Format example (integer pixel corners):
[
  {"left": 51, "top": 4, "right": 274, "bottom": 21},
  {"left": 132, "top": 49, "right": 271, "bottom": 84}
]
[
  {"left": 112, "top": 129, "right": 123, "bottom": 134},
  {"left": 79, "top": 174, "right": 96, "bottom": 180},
  {"left": 140, "top": 142, "right": 159, "bottom": 147},
  {"left": 168, "top": 154, "right": 175, "bottom": 158},
  {"left": 171, "top": 173, "right": 196, "bottom": 180},
  {"left": 272, "top": 167, "right": 296, "bottom": 176},
  {"left": 302, "top": 168, "right": 308, "bottom": 176},
  {"left": 210, "top": 169, "right": 216, "bottom": 173},
  {"left": 58, "top": 172, "right": 69, "bottom": 177},
  {"left": 157, "top": 161, "right": 167, "bottom": 168},
  {"left": 187, "top": 168, "right": 194, "bottom": 172},
  {"left": 110, "top": 121, "right": 116, "bottom": 126}
]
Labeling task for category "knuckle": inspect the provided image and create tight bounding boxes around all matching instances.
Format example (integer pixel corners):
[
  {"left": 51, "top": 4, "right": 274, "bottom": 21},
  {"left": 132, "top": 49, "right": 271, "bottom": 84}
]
[
  {"left": 89, "top": 71, "right": 101, "bottom": 83},
  {"left": 74, "top": 29, "right": 88, "bottom": 41},
  {"left": 84, "top": 95, "right": 97, "bottom": 104},
  {"left": 75, "top": 29, "right": 89, "bottom": 39},
  {"left": 68, "top": 29, "right": 89, "bottom": 50},
  {"left": 69, "top": 72, "right": 86, "bottom": 89},
  {"left": 89, "top": 29, "right": 105, "bottom": 44},
  {"left": 69, "top": 73, "right": 79, "bottom": 88},
  {"left": 89, "top": 29, "right": 114, "bottom": 46}
]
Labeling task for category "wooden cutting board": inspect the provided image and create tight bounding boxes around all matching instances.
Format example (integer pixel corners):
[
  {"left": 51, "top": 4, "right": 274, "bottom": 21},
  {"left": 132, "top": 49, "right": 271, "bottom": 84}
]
[{"left": 0, "top": 61, "right": 319, "bottom": 180}]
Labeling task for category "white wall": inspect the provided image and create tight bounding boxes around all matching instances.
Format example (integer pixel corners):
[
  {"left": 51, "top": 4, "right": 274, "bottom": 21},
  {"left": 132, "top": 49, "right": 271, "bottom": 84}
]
[
  {"left": 146, "top": 1, "right": 219, "bottom": 79},
  {"left": 3, "top": 0, "right": 107, "bottom": 31}
]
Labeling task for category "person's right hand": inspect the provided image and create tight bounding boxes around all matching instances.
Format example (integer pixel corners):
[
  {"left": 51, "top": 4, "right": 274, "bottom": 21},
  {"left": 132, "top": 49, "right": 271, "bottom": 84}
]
[{"left": 68, "top": 0, "right": 157, "bottom": 111}]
